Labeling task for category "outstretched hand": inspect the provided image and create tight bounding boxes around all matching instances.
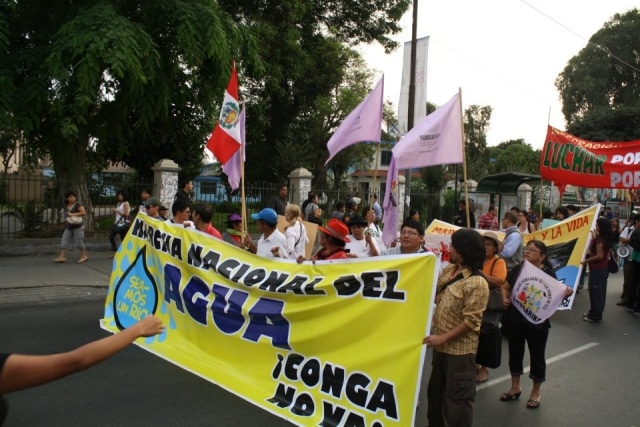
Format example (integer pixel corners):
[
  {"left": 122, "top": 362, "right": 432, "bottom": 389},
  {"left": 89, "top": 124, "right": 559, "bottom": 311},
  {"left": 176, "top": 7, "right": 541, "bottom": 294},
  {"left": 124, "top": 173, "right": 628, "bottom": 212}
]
[{"left": 131, "top": 315, "right": 165, "bottom": 337}]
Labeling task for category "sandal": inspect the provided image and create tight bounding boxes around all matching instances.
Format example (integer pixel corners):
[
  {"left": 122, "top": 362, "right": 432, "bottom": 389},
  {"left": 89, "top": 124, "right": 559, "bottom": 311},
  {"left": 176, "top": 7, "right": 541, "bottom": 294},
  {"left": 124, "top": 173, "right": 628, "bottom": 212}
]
[
  {"left": 499, "top": 391, "right": 521, "bottom": 401},
  {"left": 526, "top": 399, "right": 541, "bottom": 409},
  {"left": 77, "top": 257, "right": 88, "bottom": 264},
  {"left": 53, "top": 258, "right": 66, "bottom": 263}
]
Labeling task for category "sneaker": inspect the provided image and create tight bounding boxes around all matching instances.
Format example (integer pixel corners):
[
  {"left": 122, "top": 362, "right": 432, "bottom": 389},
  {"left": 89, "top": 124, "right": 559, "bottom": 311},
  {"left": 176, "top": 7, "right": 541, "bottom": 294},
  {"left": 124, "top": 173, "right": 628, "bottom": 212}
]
[
  {"left": 627, "top": 307, "right": 635, "bottom": 313},
  {"left": 583, "top": 316, "right": 601, "bottom": 323},
  {"left": 617, "top": 300, "right": 629, "bottom": 306},
  {"left": 634, "top": 311, "right": 640, "bottom": 316}
]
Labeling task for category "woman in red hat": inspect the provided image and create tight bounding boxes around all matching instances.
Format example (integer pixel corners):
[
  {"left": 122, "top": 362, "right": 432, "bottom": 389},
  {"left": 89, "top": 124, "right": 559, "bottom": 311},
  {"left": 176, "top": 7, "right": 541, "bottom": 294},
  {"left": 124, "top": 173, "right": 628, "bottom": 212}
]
[{"left": 299, "top": 219, "right": 350, "bottom": 262}]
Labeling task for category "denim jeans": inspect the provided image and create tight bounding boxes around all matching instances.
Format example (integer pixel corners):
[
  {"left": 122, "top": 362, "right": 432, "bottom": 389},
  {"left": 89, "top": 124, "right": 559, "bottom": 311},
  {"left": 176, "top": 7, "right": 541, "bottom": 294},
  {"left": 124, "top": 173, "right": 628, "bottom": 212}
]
[{"left": 587, "top": 268, "right": 609, "bottom": 320}]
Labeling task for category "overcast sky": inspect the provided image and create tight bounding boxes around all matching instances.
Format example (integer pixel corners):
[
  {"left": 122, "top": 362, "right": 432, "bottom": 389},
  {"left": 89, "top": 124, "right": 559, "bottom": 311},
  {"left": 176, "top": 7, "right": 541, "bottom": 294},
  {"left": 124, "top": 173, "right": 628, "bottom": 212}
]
[{"left": 359, "top": 0, "right": 638, "bottom": 150}]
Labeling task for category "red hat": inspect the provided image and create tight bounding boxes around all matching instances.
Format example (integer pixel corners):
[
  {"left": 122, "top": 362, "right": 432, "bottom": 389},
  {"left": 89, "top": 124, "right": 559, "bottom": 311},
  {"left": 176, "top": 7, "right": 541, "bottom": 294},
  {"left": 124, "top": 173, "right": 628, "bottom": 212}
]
[{"left": 318, "top": 219, "right": 351, "bottom": 243}]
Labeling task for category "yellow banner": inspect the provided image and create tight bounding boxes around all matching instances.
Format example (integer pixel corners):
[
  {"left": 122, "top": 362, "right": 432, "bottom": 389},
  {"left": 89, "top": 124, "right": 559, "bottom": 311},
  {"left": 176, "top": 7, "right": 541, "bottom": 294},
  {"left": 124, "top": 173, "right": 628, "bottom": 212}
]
[
  {"left": 425, "top": 204, "right": 599, "bottom": 309},
  {"left": 102, "top": 215, "right": 439, "bottom": 426}
]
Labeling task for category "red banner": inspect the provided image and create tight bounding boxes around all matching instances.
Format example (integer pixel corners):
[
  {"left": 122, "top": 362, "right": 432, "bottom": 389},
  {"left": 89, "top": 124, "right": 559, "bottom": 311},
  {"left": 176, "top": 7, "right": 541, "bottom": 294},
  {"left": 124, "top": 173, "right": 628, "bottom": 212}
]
[{"left": 540, "top": 126, "right": 640, "bottom": 189}]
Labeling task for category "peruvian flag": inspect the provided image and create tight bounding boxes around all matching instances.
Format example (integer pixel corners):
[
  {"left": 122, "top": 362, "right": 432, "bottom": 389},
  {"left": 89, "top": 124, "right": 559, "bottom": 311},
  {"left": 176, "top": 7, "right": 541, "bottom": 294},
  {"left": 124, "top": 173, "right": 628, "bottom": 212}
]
[{"left": 206, "top": 62, "right": 241, "bottom": 165}]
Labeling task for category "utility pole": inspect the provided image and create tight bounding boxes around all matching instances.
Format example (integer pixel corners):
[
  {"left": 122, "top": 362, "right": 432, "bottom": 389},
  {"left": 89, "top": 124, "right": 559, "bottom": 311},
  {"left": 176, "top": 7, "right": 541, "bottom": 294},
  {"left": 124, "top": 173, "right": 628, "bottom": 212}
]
[{"left": 404, "top": 0, "right": 418, "bottom": 212}]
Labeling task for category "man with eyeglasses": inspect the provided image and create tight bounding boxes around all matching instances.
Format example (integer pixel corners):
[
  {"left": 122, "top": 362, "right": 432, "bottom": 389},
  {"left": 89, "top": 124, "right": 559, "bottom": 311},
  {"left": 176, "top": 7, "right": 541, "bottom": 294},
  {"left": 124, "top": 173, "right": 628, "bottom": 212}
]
[
  {"left": 142, "top": 197, "right": 165, "bottom": 220},
  {"left": 379, "top": 219, "right": 427, "bottom": 255},
  {"left": 499, "top": 211, "right": 523, "bottom": 272}
]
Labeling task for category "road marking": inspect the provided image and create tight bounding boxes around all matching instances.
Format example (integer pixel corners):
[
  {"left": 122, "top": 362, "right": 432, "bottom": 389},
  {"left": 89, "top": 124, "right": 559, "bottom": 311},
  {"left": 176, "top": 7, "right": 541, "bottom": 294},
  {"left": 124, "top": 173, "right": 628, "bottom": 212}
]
[{"left": 476, "top": 342, "right": 599, "bottom": 391}]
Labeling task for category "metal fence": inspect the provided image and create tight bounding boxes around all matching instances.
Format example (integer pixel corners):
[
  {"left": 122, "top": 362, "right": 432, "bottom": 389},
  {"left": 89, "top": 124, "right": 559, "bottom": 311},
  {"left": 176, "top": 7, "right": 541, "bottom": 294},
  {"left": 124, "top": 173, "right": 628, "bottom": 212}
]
[{"left": 0, "top": 174, "right": 457, "bottom": 240}]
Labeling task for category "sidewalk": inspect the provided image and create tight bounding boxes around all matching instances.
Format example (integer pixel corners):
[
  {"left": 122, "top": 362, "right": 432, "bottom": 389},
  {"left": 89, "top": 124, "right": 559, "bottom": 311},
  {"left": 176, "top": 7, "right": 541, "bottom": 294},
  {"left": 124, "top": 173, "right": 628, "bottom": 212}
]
[{"left": 0, "top": 252, "right": 114, "bottom": 290}]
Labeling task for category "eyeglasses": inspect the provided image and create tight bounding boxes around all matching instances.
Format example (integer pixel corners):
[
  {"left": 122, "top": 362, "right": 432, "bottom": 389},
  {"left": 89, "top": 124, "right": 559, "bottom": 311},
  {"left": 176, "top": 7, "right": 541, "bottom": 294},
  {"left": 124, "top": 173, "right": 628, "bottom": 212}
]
[
  {"left": 524, "top": 247, "right": 541, "bottom": 254},
  {"left": 400, "top": 230, "right": 419, "bottom": 236}
]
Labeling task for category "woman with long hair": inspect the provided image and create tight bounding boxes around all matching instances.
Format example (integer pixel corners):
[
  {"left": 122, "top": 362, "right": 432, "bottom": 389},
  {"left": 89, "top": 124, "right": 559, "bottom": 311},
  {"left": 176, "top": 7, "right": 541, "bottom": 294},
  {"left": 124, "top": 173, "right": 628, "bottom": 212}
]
[
  {"left": 272, "top": 204, "right": 308, "bottom": 260},
  {"left": 500, "top": 240, "right": 573, "bottom": 409},
  {"left": 53, "top": 191, "right": 87, "bottom": 263},
  {"left": 108, "top": 190, "right": 131, "bottom": 256},
  {"left": 582, "top": 217, "right": 614, "bottom": 322}
]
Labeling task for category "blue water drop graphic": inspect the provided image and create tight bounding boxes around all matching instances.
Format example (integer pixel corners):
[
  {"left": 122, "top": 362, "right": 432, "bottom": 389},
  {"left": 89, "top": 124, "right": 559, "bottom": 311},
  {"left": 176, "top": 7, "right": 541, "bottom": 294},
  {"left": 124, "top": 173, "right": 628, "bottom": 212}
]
[{"left": 112, "top": 247, "right": 159, "bottom": 330}]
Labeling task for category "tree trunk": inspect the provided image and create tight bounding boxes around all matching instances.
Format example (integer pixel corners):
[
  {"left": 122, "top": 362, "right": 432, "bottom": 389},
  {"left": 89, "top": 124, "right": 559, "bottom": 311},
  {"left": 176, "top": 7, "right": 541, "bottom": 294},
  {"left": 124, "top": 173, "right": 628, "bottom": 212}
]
[{"left": 52, "top": 137, "right": 94, "bottom": 233}]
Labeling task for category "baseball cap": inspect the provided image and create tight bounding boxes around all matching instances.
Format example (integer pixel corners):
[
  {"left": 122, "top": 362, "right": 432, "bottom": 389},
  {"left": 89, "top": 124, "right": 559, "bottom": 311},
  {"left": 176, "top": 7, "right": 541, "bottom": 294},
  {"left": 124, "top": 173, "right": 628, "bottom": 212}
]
[
  {"left": 251, "top": 208, "right": 278, "bottom": 225},
  {"left": 144, "top": 197, "right": 165, "bottom": 209}
]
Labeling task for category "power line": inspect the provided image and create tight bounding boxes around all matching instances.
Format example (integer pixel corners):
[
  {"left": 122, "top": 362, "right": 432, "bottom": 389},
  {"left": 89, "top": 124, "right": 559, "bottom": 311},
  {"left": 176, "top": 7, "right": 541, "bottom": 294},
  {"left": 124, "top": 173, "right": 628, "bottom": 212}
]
[{"left": 520, "top": 0, "right": 640, "bottom": 74}]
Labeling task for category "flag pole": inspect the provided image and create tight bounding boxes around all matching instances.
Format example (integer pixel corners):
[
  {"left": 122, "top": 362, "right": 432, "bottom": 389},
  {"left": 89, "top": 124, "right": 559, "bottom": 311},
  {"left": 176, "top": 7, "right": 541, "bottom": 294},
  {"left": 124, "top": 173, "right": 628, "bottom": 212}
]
[
  {"left": 458, "top": 87, "right": 471, "bottom": 227},
  {"left": 370, "top": 142, "right": 381, "bottom": 208},
  {"left": 240, "top": 105, "right": 247, "bottom": 238}
]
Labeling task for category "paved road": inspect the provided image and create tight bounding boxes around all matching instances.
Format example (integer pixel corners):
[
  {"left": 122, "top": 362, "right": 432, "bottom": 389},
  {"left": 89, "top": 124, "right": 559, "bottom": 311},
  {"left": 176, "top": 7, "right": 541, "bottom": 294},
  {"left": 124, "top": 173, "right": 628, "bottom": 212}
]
[{"left": 1, "top": 255, "right": 639, "bottom": 426}]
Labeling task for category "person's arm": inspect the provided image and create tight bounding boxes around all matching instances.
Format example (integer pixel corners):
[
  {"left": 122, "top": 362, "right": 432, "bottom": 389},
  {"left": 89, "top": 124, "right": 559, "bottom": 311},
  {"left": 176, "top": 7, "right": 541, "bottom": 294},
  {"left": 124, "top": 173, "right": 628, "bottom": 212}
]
[
  {"left": 423, "top": 321, "right": 471, "bottom": 347},
  {"left": 365, "top": 233, "right": 379, "bottom": 257},
  {"left": 582, "top": 238, "right": 606, "bottom": 264},
  {"left": 123, "top": 202, "right": 130, "bottom": 218},
  {"left": 0, "top": 316, "right": 164, "bottom": 394},
  {"left": 74, "top": 205, "right": 86, "bottom": 217},
  {"left": 499, "top": 234, "right": 519, "bottom": 258}
]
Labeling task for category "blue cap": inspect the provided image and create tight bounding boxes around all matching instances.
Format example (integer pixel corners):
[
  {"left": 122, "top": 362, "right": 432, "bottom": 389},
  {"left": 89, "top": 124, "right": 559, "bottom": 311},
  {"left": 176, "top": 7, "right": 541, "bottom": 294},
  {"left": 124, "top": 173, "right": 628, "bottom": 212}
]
[{"left": 251, "top": 208, "right": 278, "bottom": 225}]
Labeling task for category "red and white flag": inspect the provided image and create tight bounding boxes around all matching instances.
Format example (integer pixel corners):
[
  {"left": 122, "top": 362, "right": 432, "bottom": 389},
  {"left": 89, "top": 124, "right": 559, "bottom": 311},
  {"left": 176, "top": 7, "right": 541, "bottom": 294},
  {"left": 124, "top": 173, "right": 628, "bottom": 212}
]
[
  {"left": 206, "top": 63, "right": 241, "bottom": 165},
  {"left": 325, "top": 76, "right": 384, "bottom": 165},
  {"left": 221, "top": 107, "right": 245, "bottom": 191}
]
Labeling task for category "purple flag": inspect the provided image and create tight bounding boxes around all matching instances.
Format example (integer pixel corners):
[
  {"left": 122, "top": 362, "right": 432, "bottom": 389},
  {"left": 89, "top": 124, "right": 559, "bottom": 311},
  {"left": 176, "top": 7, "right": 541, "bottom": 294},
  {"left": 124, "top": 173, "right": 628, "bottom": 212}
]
[
  {"left": 325, "top": 77, "right": 384, "bottom": 165},
  {"left": 222, "top": 107, "right": 245, "bottom": 190},
  {"left": 392, "top": 92, "right": 463, "bottom": 169},
  {"left": 381, "top": 156, "right": 399, "bottom": 246}
]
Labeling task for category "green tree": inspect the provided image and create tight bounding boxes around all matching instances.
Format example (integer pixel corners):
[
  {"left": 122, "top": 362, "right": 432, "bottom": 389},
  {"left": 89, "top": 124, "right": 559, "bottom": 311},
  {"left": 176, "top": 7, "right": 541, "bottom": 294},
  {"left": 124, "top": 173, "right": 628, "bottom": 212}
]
[
  {"left": 556, "top": 8, "right": 640, "bottom": 140},
  {"left": 220, "top": 0, "right": 411, "bottom": 185},
  {"left": 1, "top": 1, "right": 259, "bottom": 231},
  {"left": 463, "top": 105, "right": 493, "bottom": 181},
  {"left": 487, "top": 139, "right": 540, "bottom": 175}
]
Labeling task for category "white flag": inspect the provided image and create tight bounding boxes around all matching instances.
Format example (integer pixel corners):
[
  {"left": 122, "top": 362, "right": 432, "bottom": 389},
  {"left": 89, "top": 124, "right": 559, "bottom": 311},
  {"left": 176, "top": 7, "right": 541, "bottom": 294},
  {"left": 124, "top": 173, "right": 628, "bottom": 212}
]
[
  {"left": 325, "top": 77, "right": 384, "bottom": 165},
  {"left": 392, "top": 92, "right": 463, "bottom": 169},
  {"left": 511, "top": 261, "right": 567, "bottom": 324}
]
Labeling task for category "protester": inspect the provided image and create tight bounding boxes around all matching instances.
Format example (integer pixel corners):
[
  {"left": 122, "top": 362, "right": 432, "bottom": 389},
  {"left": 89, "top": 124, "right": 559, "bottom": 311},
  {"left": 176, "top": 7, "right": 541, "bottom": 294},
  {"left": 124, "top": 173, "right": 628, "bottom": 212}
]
[
  {"left": 0, "top": 316, "right": 164, "bottom": 424},
  {"left": 453, "top": 199, "right": 476, "bottom": 228},
  {"left": 53, "top": 191, "right": 88, "bottom": 264},
  {"left": 174, "top": 179, "right": 194, "bottom": 210},
  {"left": 329, "top": 202, "right": 346, "bottom": 221},
  {"left": 407, "top": 208, "right": 420, "bottom": 223},
  {"left": 517, "top": 209, "right": 535, "bottom": 234},
  {"left": 500, "top": 240, "right": 573, "bottom": 409},
  {"left": 476, "top": 231, "right": 507, "bottom": 383},
  {"left": 302, "top": 192, "right": 322, "bottom": 225},
  {"left": 499, "top": 211, "right": 523, "bottom": 272},
  {"left": 627, "top": 217, "right": 640, "bottom": 315},
  {"left": 618, "top": 214, "right": 639, "bottom": 306},
  {"left": 582, "top": 217, "right": 613, "bottom": 322},
  {"left": 108, "top": 190, "right": 131, "bottom": 256},
  {"left": 192, "top": 202, "right": 222, "bottom": 239},
  {"left": 380, "top": 219, "right": 427, "bottom": 255},
  {"left": 478, "top": 205, "right": 499, "bottom": 230},
  {"left": 372, "top": 194, "right": 382, "bottom": 224},
  {"left": 344, "top": 214, "right": 379, "bottom": 258},
  {"left": 271, "top": 184, "right": 288, "bottom": 216},
  {"left": 222, "top": 213, "right": 250, "bottom": 250},
  {"left": 299, "top": 218, "right": 350, "bottom": 262},
  {"left": 167, "top": 199, "right": 193, "bottom": 228},
  {"left": 137, "top": 189, "right": 151, "bottom": 216},
  {"left": 158, "top": 206, "right": 168, "bottom": 221},
  {"left": 247, "top": 208, "right": 286, "bottom": 258},
  {"left": 424, "top": 228, "right": 489, "bottom": 427},
  {"left": 272, "top": 204, "right": 308, "bottom": 260},
  {"left": 611, "top": 218, "right": 621, "bottom": 267},
  {"left": 342, "top": 197, "right": 360, "bottom": 224},
  {"left": 143, "top": 197, "right": 165, "bottom": 220},
  {"left": 555, "top": 206, "right": 569, "bottom": 220}
]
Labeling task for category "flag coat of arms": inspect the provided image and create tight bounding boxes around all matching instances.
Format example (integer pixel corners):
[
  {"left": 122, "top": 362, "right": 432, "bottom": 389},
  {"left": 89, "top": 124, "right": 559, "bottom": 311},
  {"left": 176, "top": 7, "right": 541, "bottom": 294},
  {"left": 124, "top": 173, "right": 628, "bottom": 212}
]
[{"left": 207, "top": 63, "right": 242, "bottom": 165}]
